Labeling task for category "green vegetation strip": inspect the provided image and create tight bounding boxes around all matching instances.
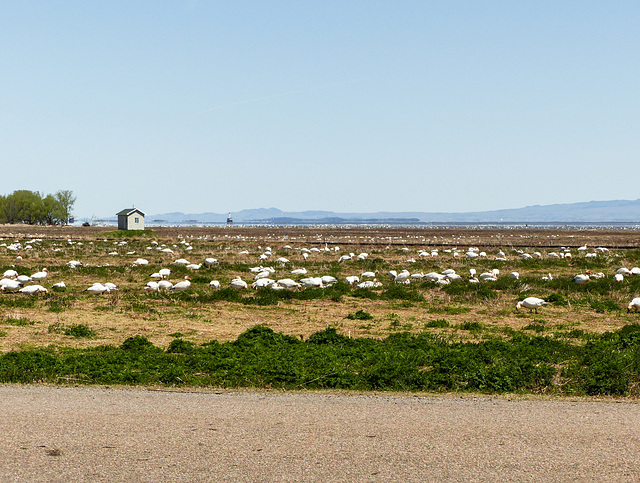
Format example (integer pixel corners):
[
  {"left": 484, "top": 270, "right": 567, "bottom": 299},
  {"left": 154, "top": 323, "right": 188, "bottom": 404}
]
[{"left": 2, "top": 325, "right": 640, "bottom": 396}]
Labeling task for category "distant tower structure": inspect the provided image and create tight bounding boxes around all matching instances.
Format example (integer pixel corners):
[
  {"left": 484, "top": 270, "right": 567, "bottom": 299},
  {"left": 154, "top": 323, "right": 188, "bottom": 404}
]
[{"left": 226, "top": 212, "right": 233, "bottom": 225}]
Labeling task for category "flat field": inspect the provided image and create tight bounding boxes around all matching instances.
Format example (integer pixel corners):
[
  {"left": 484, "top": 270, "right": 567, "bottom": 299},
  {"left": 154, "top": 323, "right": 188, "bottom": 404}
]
[{"left": 1, "top": 224, "right": 640, "bottom": 353}]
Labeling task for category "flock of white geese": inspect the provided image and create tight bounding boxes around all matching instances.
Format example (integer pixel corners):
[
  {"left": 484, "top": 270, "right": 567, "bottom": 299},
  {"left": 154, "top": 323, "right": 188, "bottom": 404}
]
[{"left": 2, "top": 242, "right": 640, "bottom": 313}]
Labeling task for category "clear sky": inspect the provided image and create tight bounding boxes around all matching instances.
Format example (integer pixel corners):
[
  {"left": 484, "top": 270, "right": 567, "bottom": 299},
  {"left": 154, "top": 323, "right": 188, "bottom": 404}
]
[{"left": 2, "top": 1, "right": 639, "bottom": 219}]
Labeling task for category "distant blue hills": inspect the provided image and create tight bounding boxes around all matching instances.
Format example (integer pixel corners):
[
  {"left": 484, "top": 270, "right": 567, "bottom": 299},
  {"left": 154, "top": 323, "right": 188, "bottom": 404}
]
[{"left": 142, "top": 199, "right": 640, "bottom": 224}]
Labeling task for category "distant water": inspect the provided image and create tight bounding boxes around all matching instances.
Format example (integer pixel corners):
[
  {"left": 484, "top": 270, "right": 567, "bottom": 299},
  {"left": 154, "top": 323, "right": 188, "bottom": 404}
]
[{"left": 88, "top": 220, "right": 640, "bottom": 230}]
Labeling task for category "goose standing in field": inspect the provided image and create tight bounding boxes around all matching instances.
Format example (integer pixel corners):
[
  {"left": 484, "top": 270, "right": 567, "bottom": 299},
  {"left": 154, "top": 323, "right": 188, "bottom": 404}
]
[
  {"left": 628, "top": 298, "right": 640, "bottom": 312},
  {"left": 252, "top": 278, "right": 275, "bottom": 289},
  {"left": 614, "top": 273, "right": 624, "bottom": 282},
  {"left": 30, "top": 268, "right": 48, "bottom": 282},
  {"left": 300, "top": 277, "right": 324, "bottom": 288},
  {"left": 516, "top": 297, "right": 549, "bottom": 313},
  {"left": 0, "top": 279, "right": 21, "bottom": 292},
  {"left": 254, "top": 270, "right": 271, "bottom": 280},
  {"left": 479, "top": 271, "right": 497, "bottom": 281},
  {"left": 203, "top": 258, "right": 218, "bottom": 267},
  {"left": 320, "top": 275, "right": 337, "bottom": 285},
  {"left": 158, "top": 280, "right": 174, "bottom": 290},
  {"left": 229, "top": 277, "right": 248, "bottom": 289},
  {"left": 86, "top": 283, "right": 109, "bottom": 295},
  {"left": 3, "top": 269, "right": 18, "bottom": 279},
  {"left": 291, "top": 268, "right": 307, "bottom": 275},
  {"left": 159, "top": 268, "right": 171, "bottom": 279},
  {"left": 510, "top": 272, "right": 519, "bottom": 280},
  {"left": 573, "top": 273, "right": 590, "bottom": 285},
  {"left": 394, "top": 270, "right": 411, "bottom": 283},
  {"left": 277, "top": 278, "right": 302, "bottom": 290},
  {"left": 209, "top": 280, "right": 221, "bottom": 289},
  {"left": 19, "top": 284, "right": 48, "bottom": 295},
  {"left": 145, "top": 281, "right": 160, "bottom": 291},
  {"left": 542, "top": 273, "right": 553, "bottom": 281},
  {"left": 345, "top": 275, "right": 360, "bottom": 285},
  {"left": 171, "top": 276, "right": 191, "bottom": 292}
]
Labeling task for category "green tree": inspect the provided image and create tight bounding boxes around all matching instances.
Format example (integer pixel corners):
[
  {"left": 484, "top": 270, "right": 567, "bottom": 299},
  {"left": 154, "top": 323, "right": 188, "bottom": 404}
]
[
  {"left": 10, "top": 190, "right": 43, "bottom": 224},
  {"left": 42, "top": 194, "right": 66, "bottom": 225},
  {"left": 54, "top": 190, "right": 76, "bottom": 224}
]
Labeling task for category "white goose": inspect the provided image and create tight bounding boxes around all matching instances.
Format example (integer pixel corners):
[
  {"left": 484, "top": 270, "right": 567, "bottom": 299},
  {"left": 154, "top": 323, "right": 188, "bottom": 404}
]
[
  {"left": 229, "top": 278, "right": 248, "bottom": 289},
  {"left": 628, "top": 298, "right": 640, "bottom": 313},
  {"left": 19, "top": 285, "right": 48, "bottom": 295},
  {"left": 573, "top": 273, "right": 590, "bottom": 285},
  {"left": 3, "top": 269, "right": 18, "bottom": 279},
  {"left": 394, "top": 270, "right": 411, "bottom": 283},
  {"left": 299, "top": 277, "right": 323, "bottom": 288},
  {"left": 86, "top": 283, "right": 109, "bottom": 295},
  {"left": 172, "top": 277, "right": 191, "bottom": 292},
  {"left": 30, "top": 268, "right": 48, "bottom": 282},
  {"left": 0, "top": 279, "right": 21, "bottom": 292},
  {"left": 276, "top": 278, "right": 301, "bottom": 290},
  {"left": 516, "top": 297, "right": 549, "bottom": 313}
]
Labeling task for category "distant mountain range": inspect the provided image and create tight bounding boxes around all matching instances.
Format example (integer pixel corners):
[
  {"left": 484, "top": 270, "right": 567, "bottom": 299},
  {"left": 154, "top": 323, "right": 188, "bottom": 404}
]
[{"left": 138, "top": 199, "right": 640, "bottom": 224}]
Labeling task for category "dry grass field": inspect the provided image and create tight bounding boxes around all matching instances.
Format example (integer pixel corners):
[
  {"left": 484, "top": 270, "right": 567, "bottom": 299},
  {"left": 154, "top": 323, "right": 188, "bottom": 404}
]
[{"left": 1, "top": 224, "right": 640, "bottom": 353}]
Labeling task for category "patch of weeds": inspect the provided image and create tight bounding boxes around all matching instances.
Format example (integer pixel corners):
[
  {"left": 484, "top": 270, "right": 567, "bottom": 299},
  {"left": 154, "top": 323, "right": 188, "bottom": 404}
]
[
  {"left": 0, "top": 331, "right": 6, "bottom": 337},
  {"left": 388, "top": 320, "right": 401, "bottom": 330},
  {"left": 458, "top": 321, "right": 483, "bottom": 332},
  {"left": 94, "top": 306, "right": 115, "bottom": 312},
  {"left": 0, "top": 297, "right": 37, "bottom": 309},
  {"left": 2, "top": 317, "right": 35, "bottom": 326},
  {"left": 166, "top": 338, "right": 196, "bottom": 354},
  {"left": 424, "top": 319, "right": 449, "bottom": 328},
  {"left": 64, "top": 324, "right": 97, "bottom": 338},
  {"left": 500, "top": 326, "right": 517, "bottom": 337},
  {"left": 120, "top": 335, "right": 157, "bottom": 351},
  {"left": 346, "top": 310, "right": 373, "bottom": 321},
  {"left": 185, "top": 311, "right": 202, "bottom": 320},
  {"left": 48, "top": 323, "right": 96, "bottom": 338},
  {"left": 168, "top": 332, "right": 185, "bottom": 338},
  {"left": 589, "top": 299, "right": 620, "bottom": 313},
  {"left": 432, "top": 306, "right": 471, "bottom": 315},
  {"left": 523, "top": 323, "right": 546, "bottom": 333},
  {"left": 545, "top": 293, "right": 568, "bottom": 306},
  {"left": 129, "top": 302, "right": 159, "bottom": 314}
]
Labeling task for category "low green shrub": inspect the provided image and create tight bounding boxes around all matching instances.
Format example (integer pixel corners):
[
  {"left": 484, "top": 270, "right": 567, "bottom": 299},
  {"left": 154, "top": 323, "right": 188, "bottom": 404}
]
[{"left": 346, "top": 310, "right": 373, "bottom": 321}]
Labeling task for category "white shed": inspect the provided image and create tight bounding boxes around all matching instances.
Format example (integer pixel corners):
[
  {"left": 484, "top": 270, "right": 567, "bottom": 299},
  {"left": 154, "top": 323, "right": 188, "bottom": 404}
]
[{"left": 116, "top": 208, "right": 146, "bottom": 230}]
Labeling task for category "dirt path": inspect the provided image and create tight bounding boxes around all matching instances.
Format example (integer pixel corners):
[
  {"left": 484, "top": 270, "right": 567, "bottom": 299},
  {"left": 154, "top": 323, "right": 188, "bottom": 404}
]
[{"left": 1, "top": 386, "right": 639, "bottom": 481}]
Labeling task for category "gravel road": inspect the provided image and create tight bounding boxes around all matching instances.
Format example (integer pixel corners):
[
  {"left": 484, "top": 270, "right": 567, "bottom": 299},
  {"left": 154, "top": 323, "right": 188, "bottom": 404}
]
[{"left": 1, "top": 385, "right": 638, "bottom": 482}]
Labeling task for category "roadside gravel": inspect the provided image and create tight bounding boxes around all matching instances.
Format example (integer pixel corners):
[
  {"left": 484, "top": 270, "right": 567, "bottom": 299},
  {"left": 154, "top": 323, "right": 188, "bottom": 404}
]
[{"left": 1, "top": 385, "right": 638, "bottom": 481}]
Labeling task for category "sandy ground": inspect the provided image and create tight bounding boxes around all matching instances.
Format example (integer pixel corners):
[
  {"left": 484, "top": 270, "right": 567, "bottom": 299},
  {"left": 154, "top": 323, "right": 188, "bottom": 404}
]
[{"left": 0, "top": 386, "right": 639, "bottom": 482}]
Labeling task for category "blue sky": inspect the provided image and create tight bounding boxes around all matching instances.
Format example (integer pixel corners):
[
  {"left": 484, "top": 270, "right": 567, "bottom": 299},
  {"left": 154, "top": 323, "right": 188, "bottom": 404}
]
[{"left": 2, "top": 1, "right": 639, "bottom": 219}]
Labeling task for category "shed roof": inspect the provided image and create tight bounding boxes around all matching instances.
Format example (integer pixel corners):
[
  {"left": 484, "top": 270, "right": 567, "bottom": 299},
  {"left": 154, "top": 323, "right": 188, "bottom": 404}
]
[{"left": 116, "top": 208, "right": 146, "bottom": 217}]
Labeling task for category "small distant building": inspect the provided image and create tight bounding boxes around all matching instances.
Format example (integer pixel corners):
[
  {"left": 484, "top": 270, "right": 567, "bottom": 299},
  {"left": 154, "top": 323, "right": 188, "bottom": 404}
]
[
  {"left": 116, "top": 208, "right": 146, "bottom": 231},
  {"left": 227, "top": 212, "right": 233, "bottom": 225}
]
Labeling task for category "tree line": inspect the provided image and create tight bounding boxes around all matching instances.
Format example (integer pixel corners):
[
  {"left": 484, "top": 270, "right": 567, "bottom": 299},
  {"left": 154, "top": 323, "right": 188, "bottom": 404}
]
[{"left": 0, "top": 190, "right": 76, "bottom": 225}]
